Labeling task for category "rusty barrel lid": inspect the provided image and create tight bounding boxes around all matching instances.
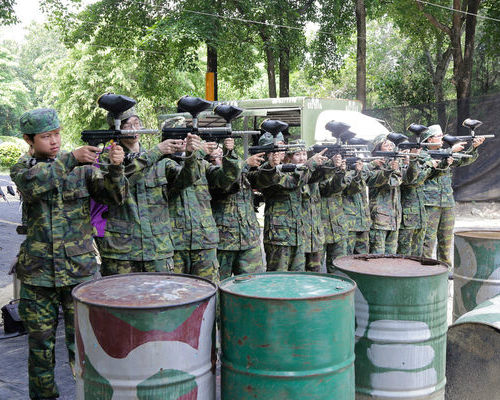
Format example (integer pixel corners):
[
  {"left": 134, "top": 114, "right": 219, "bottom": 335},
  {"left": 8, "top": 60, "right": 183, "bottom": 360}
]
[
  {"left": 333, "top": 254, "right": 448, "bottom": 277},
  {"left": 72, "top": 273, "right": 217, "bottom": 309},
  {"left": 220, "top": 272, "right": 355, "bottom": 300}
]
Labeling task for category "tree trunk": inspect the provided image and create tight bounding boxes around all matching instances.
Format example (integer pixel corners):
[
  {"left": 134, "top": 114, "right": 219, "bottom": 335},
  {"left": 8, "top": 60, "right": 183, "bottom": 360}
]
[
  {"left": 266, "top": 46, "right": 277, "bottom": 98},
  {"left": 279, "top": 47, "right": 290, "bottom": 97},
  {"left": 207, "top": 43, "right": 218, "bottom": 101},
  {"left": 450, "top": 0, "right": 481, "bottom": 134},
  {"left": 355, "top": 0, "right": 366, "bottom": 110}
]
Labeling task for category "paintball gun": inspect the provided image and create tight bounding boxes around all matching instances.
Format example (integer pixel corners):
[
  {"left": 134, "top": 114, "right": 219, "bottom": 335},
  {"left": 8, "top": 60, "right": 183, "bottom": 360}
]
[
  {"left": 161, "top": 96, "right": 260, "bottom": 142},
  {"left": 452, "top": 118, "right": 495, "bottom": 141},
  {"left": 249, "top": 143, "right": 306, "bottom": 155},
  {"left": 81, "top": 93, "right": 158, "bottom": 147},
  {"left": 425, "top": 134, "right": 473, "bottom": 161},
  {"left": 312, "top": 121, "right": 370, "bottom": 158},
  {"left": 387, "top": 124, "right": 433, "bottom": 150}
]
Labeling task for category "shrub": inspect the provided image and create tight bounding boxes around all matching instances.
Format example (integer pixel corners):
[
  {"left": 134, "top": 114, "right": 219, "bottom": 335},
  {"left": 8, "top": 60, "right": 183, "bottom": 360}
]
[{"left": 0, "top": 142, "right": 24, "bottom": 168}]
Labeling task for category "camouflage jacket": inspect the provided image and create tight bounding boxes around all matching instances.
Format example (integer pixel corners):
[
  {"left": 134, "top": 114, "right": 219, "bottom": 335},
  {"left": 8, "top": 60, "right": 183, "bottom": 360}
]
[
  {"left": 422, "top": 147, "right": 479, "bottom": 207},
  {"left": 99, "top": 145, "right": 199, "bottom": 261},
  {"left": 367, "top": 161, "right": 403, "bottom": 230},
  {"left": 319, "top": 169, "right": 348, "bottom": 243},
  {"left": 400, "top": 158, "right": 434, "bottom": 229},
  {"left": 210, "top": 162, "right": 260, "bottom": 251},
  {"left": 11, "top": 150, "right": 127, "bottom": 287},
  {"left": 343, "top": 167, "right": 371, "bottom": 232},
  {"left": 168, "top": 149, "right": 241, "bottom": 250},
  {"left": 300, "top": 182, "right": 325, "bottom": 253},
  {"left": 248, "top": 158, "right": 323, "bottom": 247}
]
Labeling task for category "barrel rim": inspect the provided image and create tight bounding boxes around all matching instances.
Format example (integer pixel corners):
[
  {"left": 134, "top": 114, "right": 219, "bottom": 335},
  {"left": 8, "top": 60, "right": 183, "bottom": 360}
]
[
  {"left": 333, "top": 254, "right": 449, "bottom": 277},
  {"left": 219, "top": 271, "right": 357, "bottom": 300},
  {"left": 454, "top": 229, "right": 500, "bottom": 239},
  {"left": 72, "top": 272, "right": 217, "bottom": 309},
  {"left": 449, "top": 320, "right": 500, "bottom": 333}
]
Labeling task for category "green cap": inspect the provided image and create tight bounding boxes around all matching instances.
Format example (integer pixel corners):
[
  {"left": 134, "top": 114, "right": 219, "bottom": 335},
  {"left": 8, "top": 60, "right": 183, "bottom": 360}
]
[
  {"left": 20, "top": 108, "right": 60, "bottom": 135},
  {"left": 258, "top": 132, "right": 284, "bottom": 146},
  {"left": 286, "top": 139, "right": 307, "bottom": 154},
  {"left": 421, "top": 124, "right": 443, "bottom": 142},
  {"left": 106, "top": 107, "right": 138, "bottom": 128}
]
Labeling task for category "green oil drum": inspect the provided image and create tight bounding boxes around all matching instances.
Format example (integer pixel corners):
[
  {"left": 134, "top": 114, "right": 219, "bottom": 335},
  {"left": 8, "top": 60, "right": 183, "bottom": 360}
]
[
  {"left": 446, "top": 294, "right": 500, "bottom": 400},
  {"left": 333, "top": 255, "right": 448, "bottom": 400},
  {"left": 219, "top": 272, "right": 356, "bottom": 400},
  {"left": 453, "top": 230, "right": 500, "bottom": 321}
]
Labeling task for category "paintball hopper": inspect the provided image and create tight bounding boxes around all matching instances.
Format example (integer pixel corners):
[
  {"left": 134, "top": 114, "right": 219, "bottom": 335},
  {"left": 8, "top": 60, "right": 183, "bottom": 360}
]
[
  {"left": 98, "top": 93, "right": 137, "bottom": 130},
  {"left": 177, "top": 96, "right": 212, "bottom": 119},
  {"left": 325, "top": 121, "right": 351, "bottom": 139},
  {"left": 462, "top": 118, "right": 483, "bottom": 132},
  {"left": 387, "top": 132, "right": 409, "bottom": 147},
  {"left": 339, "top": 129, "right": 357, "bottom": 144},
  {"left": 442, "top": 134, "right": 462, "bottom": 147},
  {"left": 213, "top": 105, "right": 243, "bottom": 123},
  {"left": 348, "top": 137, "right": 370, "bottom": 146},
  {"left": 260, "top": 119, "right": 289, "bottom": 136},
  {"left": 407, "top": 123, "right": 428, "bottom": 140}
]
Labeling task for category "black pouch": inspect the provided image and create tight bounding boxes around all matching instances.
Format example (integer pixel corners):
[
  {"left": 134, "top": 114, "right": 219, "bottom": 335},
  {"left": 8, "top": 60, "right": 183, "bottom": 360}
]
[{"left": 1, "top": 300, "right": 25, "bottom": 334}]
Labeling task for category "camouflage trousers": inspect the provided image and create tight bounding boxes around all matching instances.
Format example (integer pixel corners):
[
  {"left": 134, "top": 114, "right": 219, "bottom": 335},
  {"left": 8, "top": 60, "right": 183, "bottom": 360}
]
[
  {"left": 100, "top": 256, "right": 173, "bottom": 276},
  {"left": 323, "top": 241, "right": 347, "bottom": 273},
  {"left": 19, "top": 283, "right": 75, "bottom": 400},
  {"left": 264, "top": 244, "right": 305, "bottom": 272},
  {"left": 173, "top": 248, "right": 220, "bottom": 283},
  {"left": 398, "top": 228, "right": 426, "bottom": 256},
  {"left": 369, "top": 229, "right": 399, "bottom": 254},
  {"left": 347, "top": 231, "right": 369, "bottom": 254},
  {"left": 217, "top": 246, "right": 265, "bottom": 281},
  {"left": 422, "top": 206, "right": 454, "bottom": 267},
  {"left": 305, "top": 251, "right": 323, "bottom": 272}
]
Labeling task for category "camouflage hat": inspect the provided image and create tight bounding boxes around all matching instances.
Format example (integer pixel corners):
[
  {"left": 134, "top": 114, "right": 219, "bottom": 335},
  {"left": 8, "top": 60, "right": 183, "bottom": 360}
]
[
  {"left": 372, "top": 134, "right": 388, "bottom": 148},
  {"left": 20, "top": 108, "right": 60, "bottom": 134},
  {"left": 286, "top": 139, "right": 307, "bottom": 154},
  {"left": 258, "top": 132, "right": 284, "bottom": 146},
  {"left": 106, "top": 107, "right": 138, "bottom": 128},
  {"left": 421, "top": 124, "right": 443, "bottom": 142},
  {"left": 162, "top": 116, "right": 186, "bottom": 129}
]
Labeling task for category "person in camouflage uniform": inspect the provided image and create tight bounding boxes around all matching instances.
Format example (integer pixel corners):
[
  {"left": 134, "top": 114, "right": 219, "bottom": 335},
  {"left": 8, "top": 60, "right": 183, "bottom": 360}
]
[
  {"left": 319, "top": 154, "right": 347, "bottom": 272},
  {"left": 10, "top": 108, "right": 128, "bottom": 400},
  {"left": 248, "top": 135, "right": 329, "bottom": 272},
  {"left": 343, "top": 161, "right": 372, "bottom": 254},
  {"left": 285, "top": 141, "right": 335, "bottom": 273},
  {"left": 169, "top": 138, "right": 241, "bottom": 282},
  {"left": 421, "top": 125, "right": 484, "bottom": 266},
  {"left": 368, "top": 135, "right": 403, "bottom": 254},
  {"left": 209, "top": 149, "right": 265, "bottom": 280},
  {"left": 98, "top": 109, "right": 203, "bottom": 276},
  {"left": 397, "top": 148, "right": 438, "bottom": 256}
]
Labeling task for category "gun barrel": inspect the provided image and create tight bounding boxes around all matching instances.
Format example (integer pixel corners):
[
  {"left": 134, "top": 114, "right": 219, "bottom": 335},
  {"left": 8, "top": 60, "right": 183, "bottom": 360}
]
[
  {"left": 120, "top": 129, "right": 158, "bottom": 135},
  {"left": 454, "top": 134, "right": 495, "bottom": 139}
]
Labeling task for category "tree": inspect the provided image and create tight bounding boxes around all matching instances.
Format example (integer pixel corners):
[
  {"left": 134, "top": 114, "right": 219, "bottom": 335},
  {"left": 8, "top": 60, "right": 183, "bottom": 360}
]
[
  {"left": 415, "top": 0, "right": 484, "bottom": 133},
  {"left": 0, "top": 44, "right": 30, "bottom": 136},
  {"left": 0, "top": 0, "right": 18, "bottom": 26}
]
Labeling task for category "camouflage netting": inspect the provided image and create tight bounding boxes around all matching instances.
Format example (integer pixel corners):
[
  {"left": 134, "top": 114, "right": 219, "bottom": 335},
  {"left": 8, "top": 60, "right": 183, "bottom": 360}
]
[{"left": 365, "top": 93, "right": 500, "bottom": 202}]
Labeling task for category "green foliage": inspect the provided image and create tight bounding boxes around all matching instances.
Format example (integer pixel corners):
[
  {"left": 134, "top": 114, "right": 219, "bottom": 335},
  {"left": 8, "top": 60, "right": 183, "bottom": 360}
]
[
  {"left": 0, "top": 0, "right": 18, "bottom": 26},
  {"left": 0, "top": 44, "right": 30, "bottom": 136},
  {"left": 0, "top": 141, "right": 24, "bottom": 167}
]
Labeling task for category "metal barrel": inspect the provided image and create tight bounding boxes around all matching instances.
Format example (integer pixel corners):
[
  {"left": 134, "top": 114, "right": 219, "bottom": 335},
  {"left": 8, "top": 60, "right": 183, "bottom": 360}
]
[
  {"left": 453, "top": 230, "right": 500, "bottom": 321},
  {"left": 219, "top": 272, "right": 356, "bottom": 400},
  {"left": 72, "top": 273, "right": 217, "bottom": 400},
  {"left": 333, "top": 255, "right": 449, "bottom": 400},
  {"left": 446, "top": 294, "right": 500, "bottom": 400}
]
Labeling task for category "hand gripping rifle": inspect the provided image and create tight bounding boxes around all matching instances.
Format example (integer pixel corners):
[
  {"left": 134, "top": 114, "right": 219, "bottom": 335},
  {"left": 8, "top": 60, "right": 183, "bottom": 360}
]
[
  {"left": 81, "top": 93, "right": 158, "bottom": 147},
  {"left": 425, "top": 135, "right": 473, "bottom": 161}
]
